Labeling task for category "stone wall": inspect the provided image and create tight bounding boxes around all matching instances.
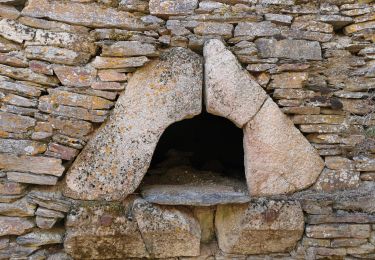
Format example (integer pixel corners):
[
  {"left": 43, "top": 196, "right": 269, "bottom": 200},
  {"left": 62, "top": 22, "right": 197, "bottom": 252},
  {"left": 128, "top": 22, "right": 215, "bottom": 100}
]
[{"left": 0, "top": 0, "right": 374, "bottom": 259}]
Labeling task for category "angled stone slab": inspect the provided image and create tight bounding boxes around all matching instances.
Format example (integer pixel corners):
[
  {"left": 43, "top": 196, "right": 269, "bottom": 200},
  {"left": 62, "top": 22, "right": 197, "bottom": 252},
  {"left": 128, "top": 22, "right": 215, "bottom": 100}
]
[
  {"left": 133, "top": 198, "right": 201, "bottom": 258},
  {"left": 244, "top": 98, "right": 324, "bottom": 196},
  {"left": 64, "top": 48, "right": 202, "bottom": 201},
  {"left": 215, "top": 200, "right": 304, "bottom": 254},
  {"left": 203, "top": 39, "right": 267, "bottom": 127}
]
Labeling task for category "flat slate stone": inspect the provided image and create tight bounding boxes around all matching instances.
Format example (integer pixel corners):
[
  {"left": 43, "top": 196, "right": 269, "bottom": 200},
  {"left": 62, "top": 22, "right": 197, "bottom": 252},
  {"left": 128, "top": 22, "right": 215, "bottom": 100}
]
[
  {"left": 149, "top": 0, "right": 198, "bottom": 16},
  {"left": 64, "top": 47, "right": 202, "bottom": 201},
  {"left": 255, "top": 38, "right": 322, "bottom": 60},
  {"left": 141, "top": 166, "right": 250, "bottom": 206},
  {"left": 22, "top": 0, "right": 157, "bottom": 30}
]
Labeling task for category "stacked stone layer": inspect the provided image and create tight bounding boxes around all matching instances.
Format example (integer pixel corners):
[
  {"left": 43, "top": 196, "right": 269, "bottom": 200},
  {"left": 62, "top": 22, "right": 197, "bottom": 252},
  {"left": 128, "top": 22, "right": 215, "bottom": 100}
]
[{"left": 0, "top": 0, "right": 374, "bottom": 259}]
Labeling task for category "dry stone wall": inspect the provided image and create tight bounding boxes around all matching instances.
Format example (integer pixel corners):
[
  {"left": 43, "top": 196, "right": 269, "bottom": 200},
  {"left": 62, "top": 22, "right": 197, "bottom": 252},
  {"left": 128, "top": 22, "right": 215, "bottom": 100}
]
[{"left": 0, "top": 0, "right": 374, "bottom": 259}]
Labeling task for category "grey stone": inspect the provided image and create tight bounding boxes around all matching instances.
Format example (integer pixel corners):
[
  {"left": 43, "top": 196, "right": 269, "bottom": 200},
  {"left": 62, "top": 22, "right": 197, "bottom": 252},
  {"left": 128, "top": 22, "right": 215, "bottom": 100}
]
[
  {"left": 22, "top": 0, "right": 156, "bottom": 30},
  {"left": 141, "top": 166, "right": 250, "bottom": 206},
  {"left": 27, "top": 191, "right": 71, "bottom": 213},
  {"left": 149, "top": 0, "right": 198, "bottom": 16},
  {"left": 101, "top": 41, "right": 158, "bottom": 57},
  {"left": 0, "top": 139, "right": 46, "bottom": 155},
  {"left": 7, "top": 172, "right": 58, "bottom": 185},
  {"left": 215, "top": 200, "right": 304, "bottom": 254},
  {"left": 0, "top": 79, "right": 40, "bottom": 98},
  {"left": 203, "top": 39, "right": 267, "bottom": 127},
  {"left": 64, "top": 47, "right": 202, "bottom": 201},
  {"left": 16, "top": 229, "right": 64, "bottom": 246},
  {"left": 91, "top": 56, "right": 149, "bottom": 69},
  {"left": 244, "top": 98, "right": 324, "bottom": 196},
  {"left": 0, "top": 19, "right": 35, "bottom": 43},
  {"left": 25, "top": 46, "right": 91, "bottom": 66},
  {"left": 256, "top": 38, "right": 322, "bottom": 60},
  {"left": 234, "top": 21, "right": 281, "bottom": 37},
  {"left": 0, "top": 64, "right": 59, "bottom": 86}
]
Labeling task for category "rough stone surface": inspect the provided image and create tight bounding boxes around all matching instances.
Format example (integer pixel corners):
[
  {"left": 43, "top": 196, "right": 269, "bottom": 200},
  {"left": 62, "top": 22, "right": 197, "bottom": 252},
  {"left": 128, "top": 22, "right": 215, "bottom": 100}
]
[
  {"left": 64, "top": 47, "right": 202, "bottom": 200},
  {"left": 53, "top": 65, "right": 97, "bottom": 87},
  {"left": 22, "top": 0, "right": 156, "bottom": 30},
  {"left": 215, "top": 200, "right": 304, "bottom": 254},
  {"left": 101, "top": 41, "right": 158, "bottom": 57},
  {"left": 256, "top": 38, "right": 322, "bottom": 60},
  {"left": 133, "top": 198, "right": 201, "bottom": 258},
  {"left": 64, "top": 200, "right": 149, "bottom": 259},
  {"left": 149, "top": 0, "right": 198, "bottom": 16},
  {"left": 141, "top": 166, "right": 250, "bottom": 206},
  {"left": 243, "top": 98, "right": 324, "bottom": 196},
  {"left": 204, "top": 39, "right": 267, "bottom": 127},
  {"left": 0, "top": 153, "right": 64, "bottom": 176},
  {"left": 0, "top": 216, "right": 35, "bottom": 236}
]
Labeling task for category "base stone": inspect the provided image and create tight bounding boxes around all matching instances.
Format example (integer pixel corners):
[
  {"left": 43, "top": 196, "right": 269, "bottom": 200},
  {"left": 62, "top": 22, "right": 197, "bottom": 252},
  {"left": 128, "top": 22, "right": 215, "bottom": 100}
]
[
  {"left": 64, "top": 198, "right": 201, "bottom": 259},
  {"left": 215, "top": 199, "right": 304, "bottom": 255}
]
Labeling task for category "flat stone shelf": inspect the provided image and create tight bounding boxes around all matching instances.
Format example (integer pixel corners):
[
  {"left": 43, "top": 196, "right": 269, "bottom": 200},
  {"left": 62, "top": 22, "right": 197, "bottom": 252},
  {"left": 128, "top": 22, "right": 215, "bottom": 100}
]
[{"left": 140, "top": 166, "right": 250, "bottom": 206}]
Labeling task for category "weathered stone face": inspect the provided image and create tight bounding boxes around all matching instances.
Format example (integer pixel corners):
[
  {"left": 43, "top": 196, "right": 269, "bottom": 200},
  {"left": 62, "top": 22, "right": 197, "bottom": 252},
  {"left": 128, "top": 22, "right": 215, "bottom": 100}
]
[
  {"left": 215, "top": 200, "right": 304, "bottom": 254},
  {"left": 64, "top": 47, "right": 202, "bottom": 201},
  {"left": 255, "top": 38, "right": 322, "bottom": 60},
  {"left": 64, "top": 199, "right": 149, "bottom": 259},
  {"left": 149, "top": 0, "right": 198, "bottom": 16},
  {"left": 204, "top": 39, "right": 267, "bottom": 127},
  {"left": 64, "top": 198, "right": 201, "bottom": 259},
  {"left": 22, "top": 0, "right": 157, "bottom": 30},
  {"left": 133, "top": 198, "right": 201, "bottom": 258},
  {"left": 243, "top": 98, "right": 324, "bottom": 196}
]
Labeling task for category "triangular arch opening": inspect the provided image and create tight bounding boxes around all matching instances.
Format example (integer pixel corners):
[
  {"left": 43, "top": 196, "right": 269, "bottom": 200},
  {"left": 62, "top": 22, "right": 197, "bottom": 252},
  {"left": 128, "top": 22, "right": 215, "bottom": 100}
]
[{"left": 139, "top": 109, "right": 250, "bottom": 206}]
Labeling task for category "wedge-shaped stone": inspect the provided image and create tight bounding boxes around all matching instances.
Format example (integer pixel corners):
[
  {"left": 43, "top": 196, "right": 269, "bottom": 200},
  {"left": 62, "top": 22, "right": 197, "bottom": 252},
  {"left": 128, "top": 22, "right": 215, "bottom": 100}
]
[
  {"left": 256, "top": 38, "right": 322, "bottom": 60},
  {"left": 244, "top": 98, "right": 324, "bottom": 196},
  {"left": 0, "top": 153, "right": 64, "bottom": 176},
  {"left": 133, "top": 198, "right": 201, "bottom": 258},
  {"left": 204, "top": 39, "right": 267, "bottom": 127},
  {"left": 215, "top": 200, "right": 304, "bottom": 254},
  {"left": 0, "top": 19, "right": 35, "bottom": 43},
  {"left": 64, "top": 200, "right": 149, "bottom": 259},
  {"left": 22, "top": 0, "right": 156, "bottom": 30},
  {"left": 64, "top": 47, "right": 202, "bottom": 200},
  {"left": 149, "top": 0, "right": 198, "bottom": 16}
]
